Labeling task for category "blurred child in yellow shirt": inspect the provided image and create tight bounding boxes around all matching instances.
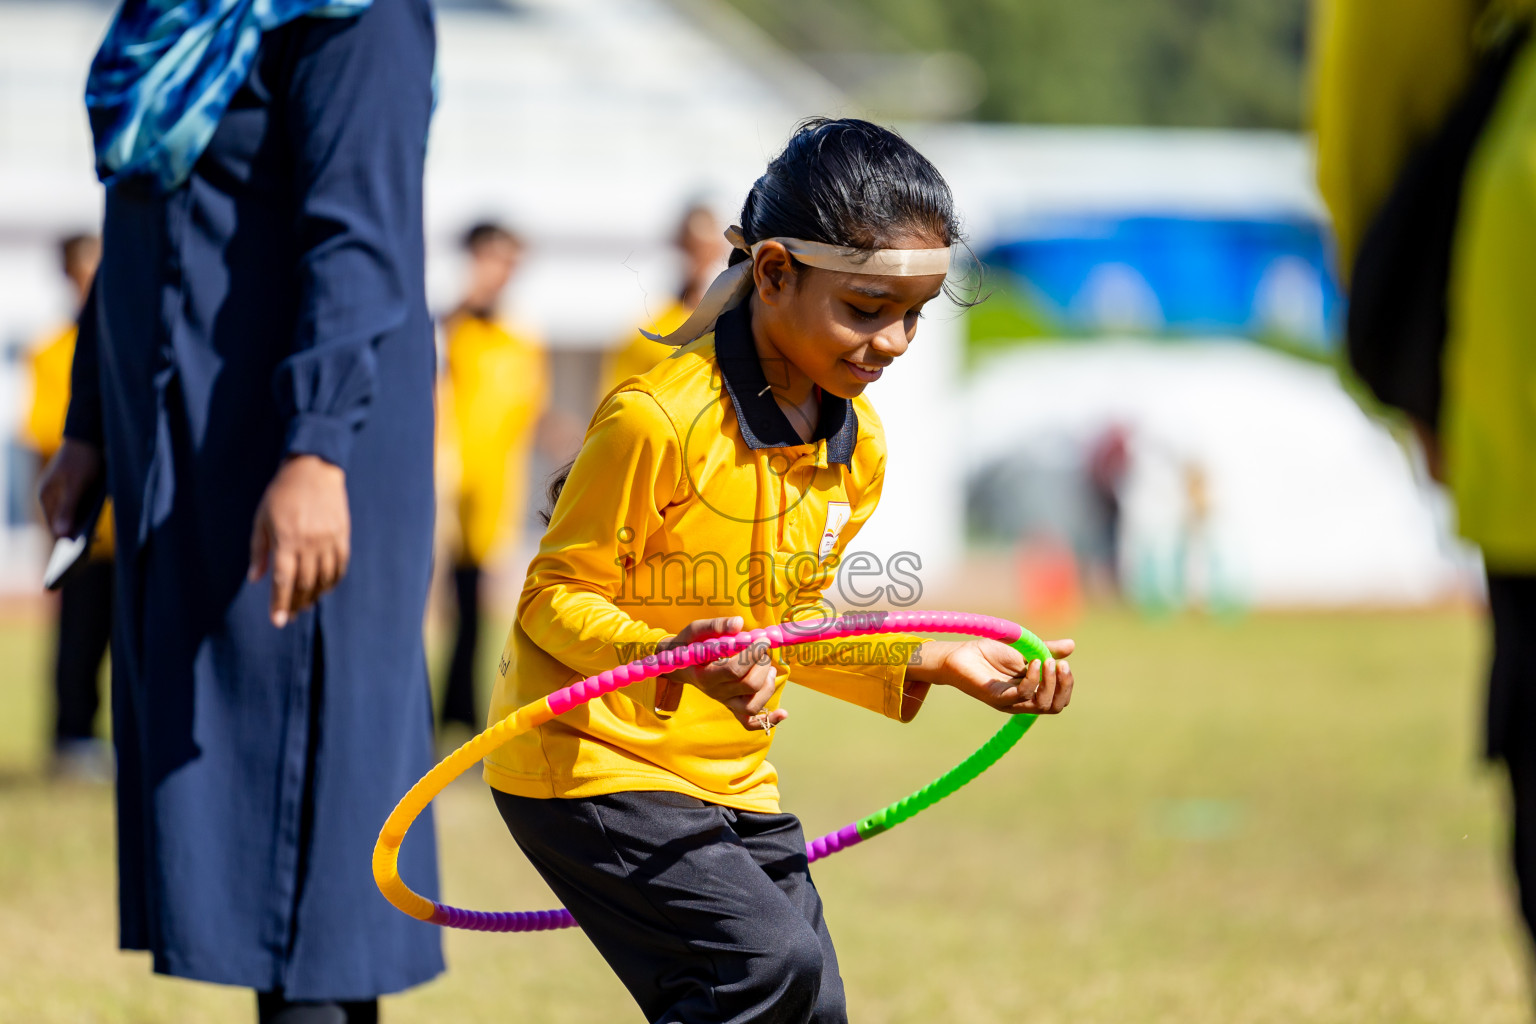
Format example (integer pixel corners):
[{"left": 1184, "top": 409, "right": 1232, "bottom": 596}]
[
  {"left": 24, "top": 234, "right": 114, "bottom": 780},
  {"left": 436, "top": 223, "right": 548, "bottom": 735},
  {"left": 597, "top": 203, "right": 728, "bottom": 399}
]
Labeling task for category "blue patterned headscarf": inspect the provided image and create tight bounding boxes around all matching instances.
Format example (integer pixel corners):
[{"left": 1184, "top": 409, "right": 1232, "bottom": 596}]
[{"left": 86, "top": 0, "right": 372, "bottom": 192}]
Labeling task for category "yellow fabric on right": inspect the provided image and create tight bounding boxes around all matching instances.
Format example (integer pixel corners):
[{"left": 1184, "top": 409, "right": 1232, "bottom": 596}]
[
  {"left": 484, "top": 303, "right": 923, "bottom": 814},
  {"left": 1311, "top": 0, "right": 1482, "bottom": 274},
  {"left": 1443, "top": 34, "right": 1536, "bottom": 570},
  {"left": 1313, "top": 0, "right": 1536, "bottom": 569}
]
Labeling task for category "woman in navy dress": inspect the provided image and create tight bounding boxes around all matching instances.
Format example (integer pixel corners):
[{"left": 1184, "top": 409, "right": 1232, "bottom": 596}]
[{"left": 38, "top": 1, "right": 444, "bottom": 1019}]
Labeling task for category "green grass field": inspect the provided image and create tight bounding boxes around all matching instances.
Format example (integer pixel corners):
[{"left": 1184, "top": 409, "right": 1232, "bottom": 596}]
[{"left": 0, "top": 606, "right": 1527, "bottom": 1022}]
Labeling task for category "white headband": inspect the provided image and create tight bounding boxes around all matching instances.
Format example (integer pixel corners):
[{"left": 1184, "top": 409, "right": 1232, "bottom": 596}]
[{"left": 642, "top": 225, "right": 953, "bottom": 347}]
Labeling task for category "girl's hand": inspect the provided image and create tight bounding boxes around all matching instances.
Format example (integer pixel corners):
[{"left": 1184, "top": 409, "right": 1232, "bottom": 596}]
[
  {"left": 908, "top": 637, "right": 1075, "bottom": 715},
  {"left": 653, "top": 616, "right": 786, "bottom": 731}
]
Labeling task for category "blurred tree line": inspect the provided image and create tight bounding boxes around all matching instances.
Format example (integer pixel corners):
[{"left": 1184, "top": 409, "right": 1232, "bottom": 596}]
[{"left": 718, "top": 0, "right": 1310, "bottom": 128}]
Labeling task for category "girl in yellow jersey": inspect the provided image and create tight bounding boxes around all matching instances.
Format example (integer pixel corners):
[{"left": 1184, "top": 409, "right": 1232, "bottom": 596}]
[
  {"left": 488, "top": 118, "right": 1077, "bottom": 1024},
  {"left": 436, "top": 223, "right": 548, "bottom": 737}
]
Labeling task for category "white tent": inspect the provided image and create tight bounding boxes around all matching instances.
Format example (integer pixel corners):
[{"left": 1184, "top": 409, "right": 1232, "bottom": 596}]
[{"left": 964, "top": 340, "right": 1479, "bottom": 608}]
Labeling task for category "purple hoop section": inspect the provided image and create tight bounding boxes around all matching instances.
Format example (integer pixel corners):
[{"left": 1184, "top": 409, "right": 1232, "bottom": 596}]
[
  {"left": 806, "top": 822, "right": 864, "bottom": 863},
  {"left": 419, "top": 610, "right": 1025, "bottom": 933},
  {"left": 426, "top": 820, "right": 865, "bottom": 932},
  {"left": 429, "top": 904, "right": 576, "bottom": 931}
]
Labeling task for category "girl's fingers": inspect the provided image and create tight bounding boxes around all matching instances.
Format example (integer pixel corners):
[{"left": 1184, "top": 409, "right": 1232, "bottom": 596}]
[
  {"left": 739, "top": 642, "right": 772, "bottom": 672},
  {"left": 696, "top": 654, "right": 755, "bottom": 690},
  {"left": 1016, "top": 659, "right": 1041, "bottom": 706},
  {"left": 1051, "top": 660, "right": 1074, "bottom": 712},
  {"left": 723, "top": 665, "right": 780, "bottom": 727},
  {"left": 742, "top": 665, "right": 779, "bottom": 716},
  {"left": 695, "top": 643, "right": 768, "bottom": 685},
  {"left": 742, "top": 707, "right": 789, "bottom": 730},
  {"left": 691, "top": 658, "right": 779, "bottom": 724},
  {"left": 986, "top": 638, "right": 1026, "bottom": 677},
  {"left": 1031, "top": 658, "right": 1058, "bottom": 712},
  {"left": 665, "top": 616, "right": 746, "bottom": 650},
  {"left": 695, "top": 615, "right": 744, "bottom": 638},
  {"left": 654, "top": 675, "right": 685, "bottom": 714},
  {"left": 666, "top": 614, "right": 749, "bottom": 669},
  {"left": 1005, "top": 658, "right": 1073, "bottom": 715}
]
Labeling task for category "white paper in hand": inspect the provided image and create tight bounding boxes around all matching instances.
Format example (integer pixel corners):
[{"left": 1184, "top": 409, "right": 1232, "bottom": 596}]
[
  {"left": 43, "top": 534, "right": 91, "bottom": 590},
  {"left": 42, "top": 480, "right": 106, "bottom": 591}
]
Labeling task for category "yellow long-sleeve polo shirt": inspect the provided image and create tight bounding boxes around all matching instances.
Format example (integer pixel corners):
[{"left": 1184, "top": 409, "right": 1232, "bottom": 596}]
[{"left": 483, "top": 303, "right": 922, "bottom": 813}]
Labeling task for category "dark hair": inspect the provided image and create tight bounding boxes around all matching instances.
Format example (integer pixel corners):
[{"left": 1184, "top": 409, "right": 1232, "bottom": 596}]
[
  {"left": 731, "top": 117, "right": 977, "bottom": 303},
  {"left": 461, "top": 221, "right": 520, "bottom": 253},
  {"left": 539, "top": 462, "right": 572, "bottom": 527}
]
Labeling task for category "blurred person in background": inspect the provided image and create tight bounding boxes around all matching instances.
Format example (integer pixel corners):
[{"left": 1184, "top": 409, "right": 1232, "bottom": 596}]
[
  {"left": 1315, "top": 0, "right": 1536, "bottom": 972},
  {"left": 1175, "top": 460, "right": 1217, "bottom": 610},
  {"left": 35, "top": 0, "right": 443, "bottom": 1020},
  {"left": 436, "top": 222, "right": 547, "bottom": 739},
  {"left": 1086, "top": 423, "right": 1129, "bottom": 597},
  {"left": 598, "top": 202, "right": 728, "bottom": 398},
  {"left": 24, "top": 233, "right": 113, "bottom": 780}
]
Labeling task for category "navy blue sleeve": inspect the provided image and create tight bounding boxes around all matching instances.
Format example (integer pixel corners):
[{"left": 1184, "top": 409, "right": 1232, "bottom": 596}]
[
  {"left": 63, "top": 276, "right": 104, "bottom": 448},
  {"left": 273, "top": 0, "right": 435, "bottom": 470}
]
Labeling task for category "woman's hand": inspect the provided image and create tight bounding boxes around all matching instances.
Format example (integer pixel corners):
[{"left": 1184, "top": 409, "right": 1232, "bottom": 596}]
[
  {"left": 248, "top": 455, "right": 351, "bottom": 628},
  {"left": 908, "top": 637, "right": 1075, "bottom": 715},
  {"left": 38, "top": 438, "right": 105, "bottom": 539},
  {"left": 653, "top": 615, "right": 786, "bottom": 731}
]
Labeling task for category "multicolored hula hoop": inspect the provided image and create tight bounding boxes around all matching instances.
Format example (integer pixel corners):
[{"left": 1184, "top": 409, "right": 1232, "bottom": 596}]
[{"left": 373, "top": 610, "right": 1051, "bottom": 932}]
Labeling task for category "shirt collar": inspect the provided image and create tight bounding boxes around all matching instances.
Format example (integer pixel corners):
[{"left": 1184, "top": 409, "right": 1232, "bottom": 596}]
[{"left": 713, "top": 303, "right": 857, "bottom": 468}]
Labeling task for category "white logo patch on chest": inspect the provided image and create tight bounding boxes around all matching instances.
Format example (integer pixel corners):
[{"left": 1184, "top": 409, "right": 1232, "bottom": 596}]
[{"left": 818, "top": 501, "right": 852, "bottom": 559}]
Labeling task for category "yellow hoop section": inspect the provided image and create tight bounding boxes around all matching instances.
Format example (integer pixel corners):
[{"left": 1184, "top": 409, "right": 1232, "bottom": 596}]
[{"left": 372, "top": 698, "right": 558, "bottom": 922}]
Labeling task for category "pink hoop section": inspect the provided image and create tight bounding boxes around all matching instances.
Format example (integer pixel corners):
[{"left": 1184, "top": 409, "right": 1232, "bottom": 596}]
[
  {"left": 374, "top": 611, "right": 1031, "bottom": 932},
  {"left": 539, "top": 612, "right": 1022, "bottom": 721}
]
